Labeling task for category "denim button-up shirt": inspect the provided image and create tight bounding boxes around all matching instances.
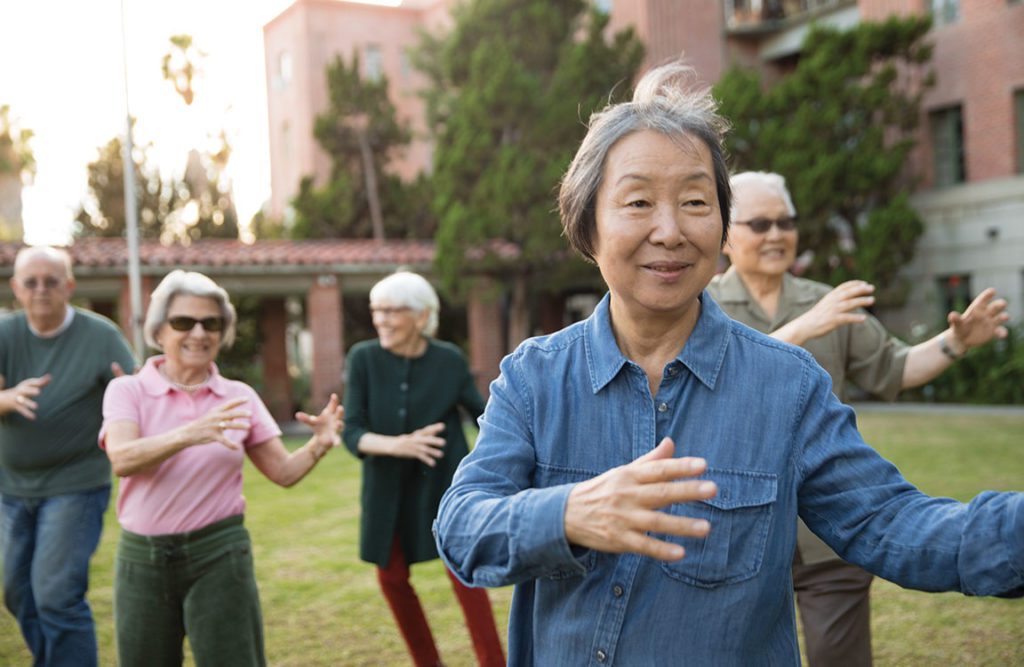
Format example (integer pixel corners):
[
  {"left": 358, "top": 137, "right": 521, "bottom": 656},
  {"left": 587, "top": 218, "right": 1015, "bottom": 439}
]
[{"left": 435, "top": 293, "right": 1024, "bottom": 666}]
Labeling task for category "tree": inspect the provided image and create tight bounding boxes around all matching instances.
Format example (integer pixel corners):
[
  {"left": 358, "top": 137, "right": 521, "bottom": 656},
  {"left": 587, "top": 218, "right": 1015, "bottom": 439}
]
[
  {"left": 413, "top": 0, "right": 644, "bottom": 295},
  {"left": 74, "top": 131, "right": 175, "bottom": 239},
  {"left": 0, "top": 104, "right": 35, "bottom": 240},
  {"left": 76, "top": 35, "right": 239, "bottom": 242},
  {"left": 74, "top": 134, "right": 238, "bottom": 242},
  {"left": 714, "top": 15, "right": 935, "bottom": 301},
  {"left": 161, "top": 34, "right": 204, "bottom": 106},
  {"left": 291, "top": 54, "right": 432, "bottom": 240}
]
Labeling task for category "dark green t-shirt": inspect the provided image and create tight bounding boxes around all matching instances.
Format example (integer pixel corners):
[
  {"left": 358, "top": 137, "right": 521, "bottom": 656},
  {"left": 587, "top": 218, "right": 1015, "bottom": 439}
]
[{"left": 0, "top": 307, "right": 136, "bottom": 497}]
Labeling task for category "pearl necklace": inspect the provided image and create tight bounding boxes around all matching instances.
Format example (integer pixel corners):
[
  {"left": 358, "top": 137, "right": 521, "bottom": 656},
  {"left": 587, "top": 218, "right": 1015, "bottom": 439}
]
[{"left": 161, "top": 368, "right": 209, "bottom": 392}]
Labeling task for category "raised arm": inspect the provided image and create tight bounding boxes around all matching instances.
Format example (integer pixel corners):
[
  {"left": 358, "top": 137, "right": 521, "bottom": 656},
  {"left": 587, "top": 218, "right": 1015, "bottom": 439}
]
[
  {"left": 105, "top": 397, "right": 252, "bottom": 477},
  {"left": 247, "top": 393, "right": 344, "bottom": 487},
  {"left": 901, "top": 287, "right": 1009, "bottom": 389},
  {"left": 794, "top": 363, "right": 1024, "bottom": 597},
  {"left": 771, "top": 281, "right": 875, "bottom": 347}
]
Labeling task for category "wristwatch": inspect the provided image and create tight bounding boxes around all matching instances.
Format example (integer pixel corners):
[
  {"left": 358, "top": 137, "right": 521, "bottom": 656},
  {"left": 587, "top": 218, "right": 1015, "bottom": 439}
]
[{"left": 939, "top": 334, "right": 965, "bottom": 361}]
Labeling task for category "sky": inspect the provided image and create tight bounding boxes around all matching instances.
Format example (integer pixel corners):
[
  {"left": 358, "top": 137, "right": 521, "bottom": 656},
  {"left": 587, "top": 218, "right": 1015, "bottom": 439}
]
[{"left": 0, "top": 0, "right": 335, "bottom": 245}]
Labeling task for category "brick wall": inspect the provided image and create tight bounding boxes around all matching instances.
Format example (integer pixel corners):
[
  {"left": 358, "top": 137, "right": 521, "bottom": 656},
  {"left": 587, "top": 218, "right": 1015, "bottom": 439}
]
[
  {"left": 467, "top": 278, "right": 504, "bottom": 398},
  {"left": 307, "top": 274, "right": 344, "bottom": 409}
]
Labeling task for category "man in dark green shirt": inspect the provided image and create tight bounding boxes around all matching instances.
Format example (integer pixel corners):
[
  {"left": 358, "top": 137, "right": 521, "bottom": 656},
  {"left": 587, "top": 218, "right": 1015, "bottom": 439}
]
[{"left": 0, "top": 246, "right": 136, "bottom": 667}]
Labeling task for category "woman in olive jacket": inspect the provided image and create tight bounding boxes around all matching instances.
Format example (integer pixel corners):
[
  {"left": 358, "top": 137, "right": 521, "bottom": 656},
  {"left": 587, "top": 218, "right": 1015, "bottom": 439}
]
[{"left": 342, "top": 271, "right": 504, "bottom": 667}]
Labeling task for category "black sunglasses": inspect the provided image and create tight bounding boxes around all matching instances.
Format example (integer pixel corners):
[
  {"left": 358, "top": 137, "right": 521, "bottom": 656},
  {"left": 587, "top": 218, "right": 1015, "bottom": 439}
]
[
  {"left": 21, "top": 276, "right": 62, "bottom": 290},
  {"left": 167, "top": 316, "right": 225, "bottom": 333},
  {"left": 736, "top": 216, "right": 798, "bottom": 234}
]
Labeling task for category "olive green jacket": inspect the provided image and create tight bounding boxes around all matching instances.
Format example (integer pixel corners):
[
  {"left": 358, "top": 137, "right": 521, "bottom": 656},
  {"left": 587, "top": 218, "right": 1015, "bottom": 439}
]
[
  {"left": 343, "top": 339, "right": 485, "bottom": 567},
  {"left": 708, "top": 267, "right": 909, "bottom": 563}
]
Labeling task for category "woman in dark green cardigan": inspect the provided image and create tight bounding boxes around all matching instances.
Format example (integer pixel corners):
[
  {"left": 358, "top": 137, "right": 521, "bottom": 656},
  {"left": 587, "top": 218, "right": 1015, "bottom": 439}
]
[{"left": 342, "top": 271, "right": 504, "bottom": 667}]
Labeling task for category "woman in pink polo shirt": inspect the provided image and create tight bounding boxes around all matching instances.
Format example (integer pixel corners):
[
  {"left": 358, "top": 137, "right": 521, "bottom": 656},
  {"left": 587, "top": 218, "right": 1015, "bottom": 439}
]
[{"left": 101, "top": 270, "right": 344, "bottom": 667}]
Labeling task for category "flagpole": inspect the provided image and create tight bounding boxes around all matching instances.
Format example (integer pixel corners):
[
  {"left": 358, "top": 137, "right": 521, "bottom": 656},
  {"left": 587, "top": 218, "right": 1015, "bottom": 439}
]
[{"left": 119, "top": 0, "right": 145, "bottom": 356}]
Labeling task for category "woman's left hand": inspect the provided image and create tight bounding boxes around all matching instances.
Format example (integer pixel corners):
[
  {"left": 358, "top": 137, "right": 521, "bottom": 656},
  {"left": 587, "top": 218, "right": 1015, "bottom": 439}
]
[
  {"left": 948, "top": 287, "right": 1010, "bottom": 353},
  {"left": 296, "top": 393, "right": 345, "bottom": 460}
]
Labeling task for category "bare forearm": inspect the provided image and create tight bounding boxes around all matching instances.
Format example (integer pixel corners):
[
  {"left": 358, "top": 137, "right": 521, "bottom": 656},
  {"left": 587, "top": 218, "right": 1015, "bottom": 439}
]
[
  {"left": 107, "top": 429, "right": 191, "bottom": 477},
  {"left": 770, "top": 319, "right": 811, "bottom": 347},
  {"left": 902, "top": 330, "right": 958, "bottom": 389},
  {"left": 0, "top": 389, "right": 20, "bottom": 416},
  {"left": 267, "top": 436, "right": 330, "bottom": 487},
  {"left": 356, "top": 432, "right": 399, "bottom": 457}
]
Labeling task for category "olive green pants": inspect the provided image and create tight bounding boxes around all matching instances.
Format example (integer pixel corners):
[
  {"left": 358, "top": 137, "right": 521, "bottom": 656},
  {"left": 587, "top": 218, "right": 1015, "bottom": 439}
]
[{"left": 114, "top": 515, "right": 266, "bottom": 667}]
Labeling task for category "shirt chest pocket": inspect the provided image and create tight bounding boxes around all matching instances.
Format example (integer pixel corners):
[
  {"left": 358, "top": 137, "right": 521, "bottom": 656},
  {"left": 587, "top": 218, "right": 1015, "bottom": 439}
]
[{"left": 657, "top": 467, "right": 777, "bottom": 588}]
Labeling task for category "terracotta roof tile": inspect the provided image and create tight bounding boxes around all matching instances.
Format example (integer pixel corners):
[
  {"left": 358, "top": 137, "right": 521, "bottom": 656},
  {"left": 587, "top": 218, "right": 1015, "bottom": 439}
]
[{"left": 0, "top": 237, "right": 522, "bottom": 275}]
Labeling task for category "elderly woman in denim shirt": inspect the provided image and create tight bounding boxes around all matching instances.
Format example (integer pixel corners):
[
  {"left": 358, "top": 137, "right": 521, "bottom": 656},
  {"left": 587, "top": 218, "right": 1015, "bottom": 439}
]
[{"left": 433, "top": 61, "right": 1024, "bottom": 666}]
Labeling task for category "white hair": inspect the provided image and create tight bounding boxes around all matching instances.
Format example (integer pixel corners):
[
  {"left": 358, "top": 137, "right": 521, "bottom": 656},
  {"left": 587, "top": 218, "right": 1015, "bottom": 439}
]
[
  {"left": 730, "top": 171, "right": 797, "bottom": 220},
  {"left": 14, "top": 246, "right": 74, "bottom": 279},
  {"left": 369, "top": 271, "right": 440, "bottom": 337},
  {"left": 143, "top": 270, "right": 237, "bottom": 350}
]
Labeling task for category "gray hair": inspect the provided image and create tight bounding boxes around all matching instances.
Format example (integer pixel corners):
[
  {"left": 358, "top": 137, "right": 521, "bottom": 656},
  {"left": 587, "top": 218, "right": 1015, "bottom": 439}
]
[
  {"left": 730, "top": 171, "right": 797, "bottom": 220},
  {"left": 559, "top": 61, "right": 732, "bottom": 262},
  {"left": 369, "top": 271, "right": 440, "bottom": 337},
  {"left": 143, "top": 270, "right": 237, "bottom": 350},
  {"left": 14, "top": 246, "right": 74, "bottom": 279}
]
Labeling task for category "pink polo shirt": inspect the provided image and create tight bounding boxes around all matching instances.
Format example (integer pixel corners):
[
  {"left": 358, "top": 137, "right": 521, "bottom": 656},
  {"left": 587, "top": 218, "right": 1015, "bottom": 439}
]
[{"left": 100, "top": 356, "right": 282, "bottom": 536}]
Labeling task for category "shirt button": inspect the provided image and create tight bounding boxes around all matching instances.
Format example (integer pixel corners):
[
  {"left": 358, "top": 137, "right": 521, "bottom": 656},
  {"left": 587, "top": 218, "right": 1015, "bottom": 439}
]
[
  {"left": 398, "top": 408, "right": 406, "bottom": 418},
  {"left": 612, "top": 584, "right": 624, "bottom": 597},
  {"left": 596, "top": 649, "right": 607, "bottom": 663},
  {"left": 657, "top": 402, "right": 668, "bottom": 413},
  {"left": 400, "top": 382, "right": 409, "bottom": 392},
  {"left": 668, "top": 367, "right": 679, "bottom": 376}
]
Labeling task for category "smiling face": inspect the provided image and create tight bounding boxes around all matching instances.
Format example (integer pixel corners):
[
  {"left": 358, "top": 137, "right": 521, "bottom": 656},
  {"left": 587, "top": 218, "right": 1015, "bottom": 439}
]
[
  {"left": 592, "top": 129, "right": 723, "bottom": 326},
  {"left": 156, "top": 294, "right": 222, "bottom": 376},
  {"left": 723, "top": 180, "right": 798, "bottom": 281},
  {"left": 371, "top": 299, "right": 429, "bottom": 357}
]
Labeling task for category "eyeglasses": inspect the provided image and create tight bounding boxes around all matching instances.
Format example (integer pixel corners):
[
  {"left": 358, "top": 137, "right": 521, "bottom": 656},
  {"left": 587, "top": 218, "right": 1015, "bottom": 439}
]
[
  {"left": 735, "top": 216, "right": 798, "bottom": 234},
  {"left": 371, "top": 306, "right": 412, "bottom": 317},
  {"left": 20, "top": 276, "right": 63, "bottom": 291},
  {"left": 167, "top": 316, "right": 225, "bottom": 332}
]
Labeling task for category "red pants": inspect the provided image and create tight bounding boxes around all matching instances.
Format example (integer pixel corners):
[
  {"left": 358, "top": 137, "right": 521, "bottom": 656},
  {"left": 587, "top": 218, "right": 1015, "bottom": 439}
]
[{"left": 377, "top": 536, "right": 505, "bottom": 667}]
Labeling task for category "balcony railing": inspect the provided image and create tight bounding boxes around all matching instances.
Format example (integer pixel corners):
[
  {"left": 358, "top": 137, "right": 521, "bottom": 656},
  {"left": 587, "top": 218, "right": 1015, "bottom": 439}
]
[{"left": 725, "top": 0, "right": 850, "bottom": 31}]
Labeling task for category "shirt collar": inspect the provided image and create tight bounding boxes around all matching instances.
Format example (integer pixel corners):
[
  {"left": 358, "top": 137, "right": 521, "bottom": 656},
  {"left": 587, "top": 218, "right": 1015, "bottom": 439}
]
[
  {"left": 584, "top": 291, "right": 731, "bottom": 394},
  {"left": 138, "top": 355, "right": 229, "bottom": 397},
  {"left": 27, "top": 305, "right": 75, "bottom": 338}
]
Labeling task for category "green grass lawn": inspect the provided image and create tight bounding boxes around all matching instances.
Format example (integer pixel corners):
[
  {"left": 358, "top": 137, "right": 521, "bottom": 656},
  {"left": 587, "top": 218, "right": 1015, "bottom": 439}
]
[{"left": 1, "top": 410, "right": 1022, "bottom": 665}]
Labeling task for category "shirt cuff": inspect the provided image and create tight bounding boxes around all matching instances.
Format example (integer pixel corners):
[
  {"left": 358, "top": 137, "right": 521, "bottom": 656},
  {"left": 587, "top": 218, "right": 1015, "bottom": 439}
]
[{"left": 510, "top": 483, "right": 591, "bottom": 577}]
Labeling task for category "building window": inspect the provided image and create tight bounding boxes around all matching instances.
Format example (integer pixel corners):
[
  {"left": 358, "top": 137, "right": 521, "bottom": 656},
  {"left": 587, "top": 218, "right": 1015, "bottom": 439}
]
[
  {"left": 364, "top": 44, "right": 383, "bottom": 82},
  {"left": 931, "top": 0, "right": 960, "bottom": 25},
  {"left": 931, "top": 0, "right": 960, "bottom": 24},
  {"left": 1016, "top": 89, "right": 1024, "bottom": 174},
  {"left": 937, "top": 274, "right": 972, "bottom": 314},
  {"left": 930, "top": 106, "right": 965, "bottom": 187},
  {"left": 277, "top": 51, "right": 293, "bottom": 88}
]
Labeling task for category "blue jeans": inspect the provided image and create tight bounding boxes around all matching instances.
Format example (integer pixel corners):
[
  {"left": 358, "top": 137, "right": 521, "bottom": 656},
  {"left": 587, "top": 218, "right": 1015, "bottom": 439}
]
[{"left": 1, "top": 486, "right": 110, "bottom": 667}]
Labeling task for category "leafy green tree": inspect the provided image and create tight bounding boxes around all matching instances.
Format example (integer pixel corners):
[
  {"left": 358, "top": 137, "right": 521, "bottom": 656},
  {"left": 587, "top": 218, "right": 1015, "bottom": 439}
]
[
  {"left": 77, "top": 35, "right": 239, "bottom": 242},
  {"left": 74, "top": 135, "right": 238, "bottom": 242},
  {"left": 414, "top": 0, "right": 644, "bottom": 295},
  {"left": 291, "top": 54, "right": 433, "bottom": 240},
  {"left": 714, "top": 15, "right": 935, "bottom": 301},
  {"left": 0, "top": 104, "right": 35, "bottom": 239},
  {"left": 74, "top": 132, "right": 175, "bottom": 239}
]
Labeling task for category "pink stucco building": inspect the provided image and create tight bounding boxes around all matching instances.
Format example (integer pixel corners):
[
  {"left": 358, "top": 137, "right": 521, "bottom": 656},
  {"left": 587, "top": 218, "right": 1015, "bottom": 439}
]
[{"left": 264, "top": 0, "right": 1024, "bottom": 330}]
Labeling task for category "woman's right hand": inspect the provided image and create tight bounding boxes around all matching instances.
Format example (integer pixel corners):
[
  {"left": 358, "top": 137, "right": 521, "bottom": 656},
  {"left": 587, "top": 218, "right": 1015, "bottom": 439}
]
[
  {"left": 564, "top": 437, "right": 717, "bottom": 561},
  {"left": 391, "top": 422, "right": 446, "bottom": 466},
  {"left": 773, "top": 280, "right": 875, "bottom": 346},
  {"left": 180, "top": 397, "right": 252, "bottom": 451}
]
